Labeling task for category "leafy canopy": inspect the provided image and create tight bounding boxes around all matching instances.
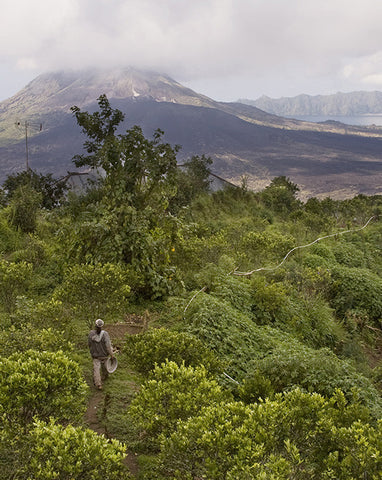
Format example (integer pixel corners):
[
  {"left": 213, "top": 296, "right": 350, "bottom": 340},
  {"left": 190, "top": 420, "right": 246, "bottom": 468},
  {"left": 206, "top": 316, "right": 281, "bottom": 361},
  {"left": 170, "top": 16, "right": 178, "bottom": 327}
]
[
  {"left": 0, "top": 349, "right": 88, "bottom": 425},
  {"left": 70, "top": 95, "right": 182, "bottom": 297},
  {"left": 71, "top": 94, "right": 180, "bottom": 209}
]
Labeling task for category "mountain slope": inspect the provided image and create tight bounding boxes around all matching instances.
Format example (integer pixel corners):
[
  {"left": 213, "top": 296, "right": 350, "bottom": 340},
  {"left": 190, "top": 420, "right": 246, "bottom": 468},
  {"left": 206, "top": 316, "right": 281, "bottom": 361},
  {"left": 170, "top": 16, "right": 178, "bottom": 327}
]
[{"left": 1, "top": 68, "right": 382, "bottom": 199}]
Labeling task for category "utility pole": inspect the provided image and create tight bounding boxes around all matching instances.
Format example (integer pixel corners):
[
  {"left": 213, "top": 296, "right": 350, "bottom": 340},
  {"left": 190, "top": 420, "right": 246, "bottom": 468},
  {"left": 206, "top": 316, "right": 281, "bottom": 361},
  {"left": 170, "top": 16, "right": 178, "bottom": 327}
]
[
  {"left": 24, "top": 121, "right": 29, "bottom": 170},
  {"left": 16, "top": 120, "right": 42, "bottom": 171}
]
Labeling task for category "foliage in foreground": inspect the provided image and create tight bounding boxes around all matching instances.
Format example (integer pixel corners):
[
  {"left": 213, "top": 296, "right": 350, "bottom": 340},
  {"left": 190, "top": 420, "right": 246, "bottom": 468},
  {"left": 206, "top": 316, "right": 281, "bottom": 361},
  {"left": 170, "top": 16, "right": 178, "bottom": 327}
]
[
  {"left": 0, "top": 418, "right": 129, "bottom": 480},
  {"left": 157, "top": 389, "right": 382, "bottom": 480},
  {"left": 129, "top": 361, "right": 230, "bottom": 449},
  {"left": 126, "top": 362, "right": 382, "bottom": 480},
  {"left": 0, "top": 349, "right": 88, "bottom": 426}
]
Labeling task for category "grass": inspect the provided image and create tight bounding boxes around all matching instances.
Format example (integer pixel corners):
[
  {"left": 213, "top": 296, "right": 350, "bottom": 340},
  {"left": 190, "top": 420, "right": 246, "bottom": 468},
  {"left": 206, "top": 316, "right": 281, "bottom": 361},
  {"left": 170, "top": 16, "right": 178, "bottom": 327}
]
[{"left": 99, "top": 354, "right": 142, "bottom": 442}]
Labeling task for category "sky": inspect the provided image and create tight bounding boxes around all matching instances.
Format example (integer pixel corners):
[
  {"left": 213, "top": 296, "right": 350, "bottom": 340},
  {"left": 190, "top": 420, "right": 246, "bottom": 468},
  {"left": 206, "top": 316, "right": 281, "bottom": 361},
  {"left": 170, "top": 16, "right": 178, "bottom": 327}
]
[{"left": 2, "top": 0, "right": 382, "bottom": 102}]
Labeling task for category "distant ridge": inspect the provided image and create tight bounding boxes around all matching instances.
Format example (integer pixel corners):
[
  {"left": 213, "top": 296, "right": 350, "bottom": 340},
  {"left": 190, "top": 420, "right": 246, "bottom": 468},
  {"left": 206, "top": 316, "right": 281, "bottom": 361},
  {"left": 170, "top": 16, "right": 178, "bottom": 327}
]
[{"left": 239, "top": 91, "right": 382, "bottom": 116}]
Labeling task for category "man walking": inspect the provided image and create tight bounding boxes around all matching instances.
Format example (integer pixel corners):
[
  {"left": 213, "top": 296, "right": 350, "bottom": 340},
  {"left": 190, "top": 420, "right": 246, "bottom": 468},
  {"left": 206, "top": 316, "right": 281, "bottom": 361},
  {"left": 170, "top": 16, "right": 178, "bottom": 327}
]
[{"left": 88, "top": 319, "right": 114, "bottom": 390}]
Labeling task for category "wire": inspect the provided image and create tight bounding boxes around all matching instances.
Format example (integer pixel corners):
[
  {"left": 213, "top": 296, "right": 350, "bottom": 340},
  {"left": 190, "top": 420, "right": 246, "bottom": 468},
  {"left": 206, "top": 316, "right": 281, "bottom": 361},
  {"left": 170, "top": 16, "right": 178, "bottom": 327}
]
[
  {"left": 183, "top": 286, "right": 207, "bottom": 317},
  {"left": 232, "top": 216, "right": 376, "bottom": 276},
  {"left": 223, "top": 371, "right": 240, "bottom": 385},
  {"left": 182, "top": 216, "right": 377, "bottom": 319},
  {"left": 183, "top": 215, "right": 378, "bottom": 385}
]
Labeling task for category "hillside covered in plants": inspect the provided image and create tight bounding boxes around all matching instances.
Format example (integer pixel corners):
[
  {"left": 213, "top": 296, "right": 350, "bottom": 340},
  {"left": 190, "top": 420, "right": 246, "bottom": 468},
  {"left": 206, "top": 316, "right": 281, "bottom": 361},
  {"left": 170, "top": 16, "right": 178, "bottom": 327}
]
[{"left": 1, "top": 96, "right": 382, "bottom": 479}]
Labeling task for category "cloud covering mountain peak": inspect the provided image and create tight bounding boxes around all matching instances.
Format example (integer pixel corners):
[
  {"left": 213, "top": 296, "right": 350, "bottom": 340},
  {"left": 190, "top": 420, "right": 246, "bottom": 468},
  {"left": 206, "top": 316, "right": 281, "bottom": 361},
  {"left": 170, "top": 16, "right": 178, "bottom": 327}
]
[{"left": 3, "top": 0, "right": 382, "bottom": 102}]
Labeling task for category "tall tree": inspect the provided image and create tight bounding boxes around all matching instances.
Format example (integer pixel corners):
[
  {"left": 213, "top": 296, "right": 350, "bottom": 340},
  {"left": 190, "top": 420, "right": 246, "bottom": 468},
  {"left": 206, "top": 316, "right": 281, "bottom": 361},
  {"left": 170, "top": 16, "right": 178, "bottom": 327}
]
[
  {"left": 71, "top": 94, "right": 179, "bottom": 209},
  {"left": 261, "top": 175, "right": 302, "bottom": 214},
  {"left": 70, "top": 95, "right": 181, "bottom": 297}
]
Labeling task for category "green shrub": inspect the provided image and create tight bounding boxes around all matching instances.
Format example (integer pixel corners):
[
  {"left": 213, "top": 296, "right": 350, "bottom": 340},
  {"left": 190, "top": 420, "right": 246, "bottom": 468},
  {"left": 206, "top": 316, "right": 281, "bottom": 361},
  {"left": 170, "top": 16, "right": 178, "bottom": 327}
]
[
  {"left": 250, "top": 344, "right": 382, "bottom": 416},
  {"left": 332, "top": 241, "right": 366, "bottom": 268},
  {"left": 7, "top": 184, "right": 42, "bottom": 233},
  {"left": 17, "top": 419, "right": 129, "bottom": 480},
  {"left": 259, "top": 176, "right": 302, "bottom": 214},
  {"left": 174, "top": 229, "right": 230, "bottom": 274},
  {"left": 53, "top": 262, "right": 131, "bottom": 326},
  {"left": 212, "top": 274, "right": 253, "bottom": 314},
  {"left": 124, "top": 328, "right": 222, "bottom": 374},
  {"left": 281, "top": 263, "right": 332, "bottom": 298},
  {"left": 302, "top": 252, "right": 331, "bottom": 269},
  {"left": 187, "top": 275, "right": 343, "bottom": 358},
  {"left": 157, "top": 389, "right": 377, "bottom": 480},
  {"left": 300, "top": 206, "right": 336, "bottom": 234},
  {"left": 181, "top": 290, "right": 378, "bottom": 412},
  {"left": 249, "top": 275, "right": 290, "bottom": 324},
  {"left": 0, "top": 324, "right": 73, "bottom": 356},
  {"left": 0, "top": 213, "right": 22, "bottom": 253},
  {"left": 330, "top": 265, "right": 382, "bottom": 324},
  {"left": 9, "top": 297, "right": 73, "bottom": 332},
  {"left": 8, "top": 234, "right": 47, "bottom": 267},
  {"left": 279, "top": 294, "right": 344, "bottom": 349},
  {"left": 210, "top": 273, "right": 344, "bottom": 351},
  {"left": 309, "top": 242, "right": 336, "bottom": 263},
  {"left": 240, "top": 229, "right": 295, "bottom": 266},
  {"left": 129, "top": 361, "right": 230, "bottom": 448},
  {"left": 3, "top": 169, "right": 68, "bottom": 210},
  {"left": 182, "top": 292, "right": 296, "bottom": 379},
  {"left": 159, "top": 401, "right": 260, "bottom": 480},
  {"left": 0, "top": 349, "right": 88, "bottom": 425},
  {"left": 0, "top": 260, "right": 33, "bottom": 312},
  {"left": 238, "top": 370, "right": 276, "bottom": 403},
  {"left": 323, "top": 419, "right": 382, "bottom": 479}
]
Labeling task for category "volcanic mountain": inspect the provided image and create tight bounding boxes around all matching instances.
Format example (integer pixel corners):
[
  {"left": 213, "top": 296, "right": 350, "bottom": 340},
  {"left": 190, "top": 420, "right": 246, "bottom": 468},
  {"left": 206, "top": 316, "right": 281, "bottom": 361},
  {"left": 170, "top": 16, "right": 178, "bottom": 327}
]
[{"left": 1, "top": 67, "right": 382, "bottom": 199}]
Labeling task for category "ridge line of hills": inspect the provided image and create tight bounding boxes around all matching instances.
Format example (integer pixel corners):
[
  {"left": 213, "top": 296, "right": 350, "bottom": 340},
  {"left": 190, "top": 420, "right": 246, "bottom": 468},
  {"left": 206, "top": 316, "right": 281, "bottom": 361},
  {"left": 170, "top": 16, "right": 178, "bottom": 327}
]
[{"left": 239, "top": 90, "right": 382, "bottom": 117}]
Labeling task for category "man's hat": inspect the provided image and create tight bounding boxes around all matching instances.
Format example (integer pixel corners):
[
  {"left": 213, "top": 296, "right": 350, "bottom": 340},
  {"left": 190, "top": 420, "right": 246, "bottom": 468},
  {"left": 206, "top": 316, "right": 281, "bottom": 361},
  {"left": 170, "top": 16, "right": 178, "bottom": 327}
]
[
  {"left": 95, "top": 319, "right": 104, "bottom": 328},
  {"left": 105, "top": 356, "right": 118, "bottom": 373}
]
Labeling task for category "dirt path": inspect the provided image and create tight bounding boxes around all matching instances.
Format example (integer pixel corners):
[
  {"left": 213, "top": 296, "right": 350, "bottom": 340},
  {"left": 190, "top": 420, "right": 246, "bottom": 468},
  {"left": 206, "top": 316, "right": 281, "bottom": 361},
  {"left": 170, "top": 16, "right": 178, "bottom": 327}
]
[
  {"left": 84, "top": 389, "right": 106, "bottom": 435},
  {"left": 84, "top": 314, "right": 148, "bottom": 477},
  {"left": 84, "top": 387, "right": 139, "bottom": 476}
]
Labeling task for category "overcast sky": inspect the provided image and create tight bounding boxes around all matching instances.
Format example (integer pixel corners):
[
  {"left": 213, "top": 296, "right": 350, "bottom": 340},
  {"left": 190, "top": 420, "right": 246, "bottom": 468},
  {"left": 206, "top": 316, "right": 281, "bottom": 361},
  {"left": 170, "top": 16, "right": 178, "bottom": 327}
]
[{"left": 2, "top": 0, "right": 382, "bottom": 102}]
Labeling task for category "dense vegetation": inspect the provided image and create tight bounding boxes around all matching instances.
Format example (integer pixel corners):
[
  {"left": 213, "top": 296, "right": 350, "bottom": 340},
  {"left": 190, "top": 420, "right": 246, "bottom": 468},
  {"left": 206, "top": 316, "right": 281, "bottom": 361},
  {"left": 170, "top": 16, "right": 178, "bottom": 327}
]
[{"left": 1, "top": 96, "right": 382, "bottom": 479}]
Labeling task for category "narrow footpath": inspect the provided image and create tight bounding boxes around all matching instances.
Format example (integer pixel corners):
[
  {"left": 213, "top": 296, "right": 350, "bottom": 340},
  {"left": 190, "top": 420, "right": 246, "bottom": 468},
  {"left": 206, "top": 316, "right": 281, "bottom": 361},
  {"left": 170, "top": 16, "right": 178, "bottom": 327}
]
[{"left": 84, "top": 313, "right": 148, "bottom": 477}]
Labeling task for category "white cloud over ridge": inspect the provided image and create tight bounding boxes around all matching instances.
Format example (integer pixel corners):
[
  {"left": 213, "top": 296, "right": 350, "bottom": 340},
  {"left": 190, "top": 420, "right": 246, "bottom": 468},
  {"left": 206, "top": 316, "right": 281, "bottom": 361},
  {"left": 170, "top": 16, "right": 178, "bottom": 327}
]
[{"left": 2, "top": 0, "right": 382, "bottom": 100}]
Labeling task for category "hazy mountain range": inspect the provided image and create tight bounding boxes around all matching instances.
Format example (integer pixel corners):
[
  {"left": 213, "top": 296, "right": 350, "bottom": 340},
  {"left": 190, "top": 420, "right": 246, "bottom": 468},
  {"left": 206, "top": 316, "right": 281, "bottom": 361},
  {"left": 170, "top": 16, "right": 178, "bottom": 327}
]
[
  {"left": 239, "top": 91, "right": 382, "bottom": 117},
  {"left": 1, "top": 68, "right": 382, "bottom": 199}
]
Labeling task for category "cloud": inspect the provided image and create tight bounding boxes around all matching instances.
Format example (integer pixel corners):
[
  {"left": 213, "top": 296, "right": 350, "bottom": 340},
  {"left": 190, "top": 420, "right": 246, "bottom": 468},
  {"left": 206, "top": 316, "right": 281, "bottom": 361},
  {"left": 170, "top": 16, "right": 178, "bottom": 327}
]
[
  {"left": 0, "top": 0, "right": 78, "bottom": 60},
  {"left": 340, "top": 51, "right": 382, "bottom": 90},
  {"left": 363, "top": 73, "right": 382, "bottom": 86},
  {"left": 2, "top": 0, "right": 382, "bottom": 99}
]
